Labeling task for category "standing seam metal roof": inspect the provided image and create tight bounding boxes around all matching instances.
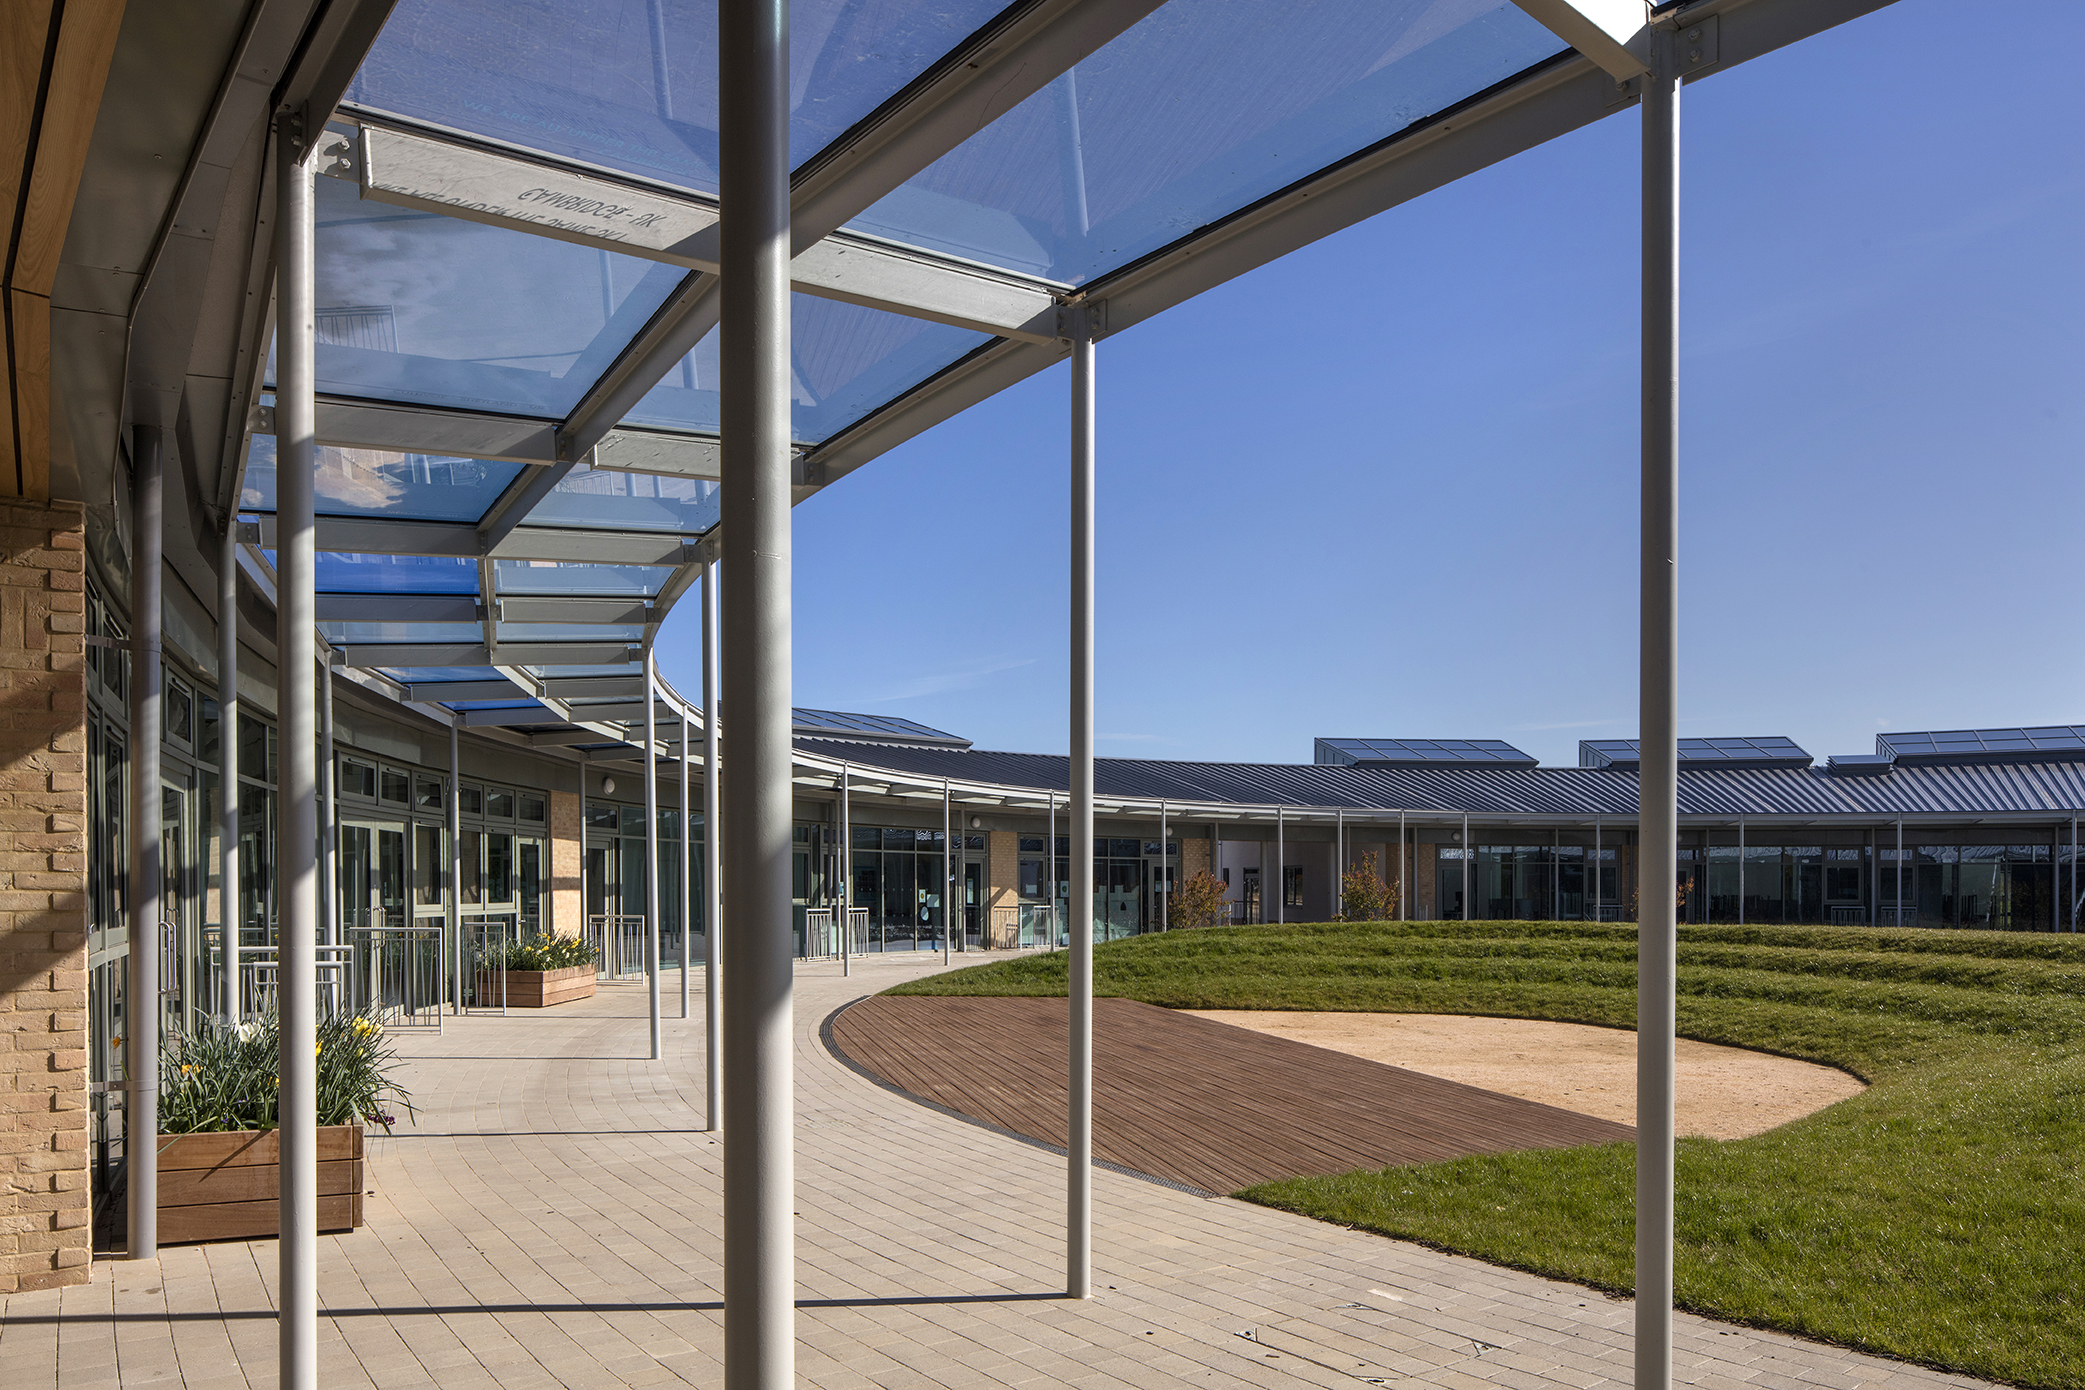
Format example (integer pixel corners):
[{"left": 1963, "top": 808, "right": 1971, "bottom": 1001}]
[{"left": 795, "top": 739, "right": 2085, "bottom": 817}]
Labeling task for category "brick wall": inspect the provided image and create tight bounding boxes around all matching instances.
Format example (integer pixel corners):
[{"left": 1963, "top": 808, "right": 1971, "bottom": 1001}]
[
  {"left": 550, "top": 791, "right": 581, "bottom": 936},
  {"left": 0, "top": 498, "right": 90, "bottom": 1292}
]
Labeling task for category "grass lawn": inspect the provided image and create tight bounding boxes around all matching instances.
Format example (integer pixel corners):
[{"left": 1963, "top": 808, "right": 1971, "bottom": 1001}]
[{"left": 890, "top": 921, "right": 2085, "bottom": 1388}]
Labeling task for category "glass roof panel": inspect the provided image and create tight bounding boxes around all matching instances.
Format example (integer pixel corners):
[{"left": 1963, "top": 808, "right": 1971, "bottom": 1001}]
[
  {"left": 495, "top": 560, "right": 674, "bottom": 596},
  {"left": 1880, "top": 727, "right": 2085, "bottom": 760},
  {"left": 320, "top": 622, "right": 485, "bottom": 643},
  {"left": 1317, "top": 736, "right": 1533, "bottom": 766},
  {"left": 348, "top": 0, "right": 1013, "bottom": 195},
  {"left": 521, "top": 461, "right": 720, "bottom": 534},
  {"left": 380, "top": 666, "right": 508, "bottom": 682},
  {"left": 847, "top": 0, "right": 1565, "bottom": 284},
  {"left": 310, "top": 176, "right": 686, "bottom": 417},
  {"left": 315, "top": 552, "right": 480, "bottom": 594},
  {"left": 794, "top": 707, "right": 960, "bottom": 739},
  {"left": 623, "top": 295, "right": 990, "bottom": 443},
  {"left": 243, "top": 433, "right": 523, "bottom": 522}
]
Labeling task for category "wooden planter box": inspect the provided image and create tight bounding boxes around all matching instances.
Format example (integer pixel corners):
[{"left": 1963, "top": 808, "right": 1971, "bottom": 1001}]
[
  {"left": 478, "top": 964, "right": 596, "bottom": 1008},
  {"left": 156, "top": 1125, "right": 364, "bottom": 1245}
]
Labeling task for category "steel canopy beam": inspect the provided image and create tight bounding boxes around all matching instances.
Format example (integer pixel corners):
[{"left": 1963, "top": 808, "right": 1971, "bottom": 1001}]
[
  {"left": 314, "top": 593, "right": 478, "bottom": 622},
  {"left": 248, "top": 514, "right": 696, "bottom": 563},
  {"left": 336, "top": 641, "right": 632, "bottom": 668},
  {"left": 336, "top": 121, "right": 1062, "bottom": 342}
]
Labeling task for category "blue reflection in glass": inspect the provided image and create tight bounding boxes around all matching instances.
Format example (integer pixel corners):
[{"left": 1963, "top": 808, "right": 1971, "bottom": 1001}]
[
  {"left": 320, "top": 622, "right": 486, "bottom": 643},
  {"left": 348, "top": 0, "right": 1011, "bottom": 194},
  {"left": 498, "top": 623, "right": 647, "bottom": 642},
  {"left": 495, "top": 561, "right": 673, "bottom": 596},
  {"left": 522, "top": 663, "right": 641, "bottom": 679},
  {"left": 847, "top": 0, "right": 1566, "bottom": 284},
  {"left": 625, "top": 296, "right": 988, "bottom": 443},
  {"left": 311, "top": 176, "right": 685, "bottom": 417},
  {"left": 316, "top": 552, "right": 480, "bottom": 594},
  {"left": 522, "top": 461, "right": 719, "bottom": 533},
  {"left": 379, "top": 667, "right": 510, "bottom": 682},
  {"left": 244, "top": 432, "right": 522, "bottom": 522}
]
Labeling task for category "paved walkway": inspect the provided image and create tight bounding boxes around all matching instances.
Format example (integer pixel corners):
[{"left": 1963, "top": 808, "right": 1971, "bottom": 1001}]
[{"left": 2, "top": 955, "right": 1995, "bottom": 1390}]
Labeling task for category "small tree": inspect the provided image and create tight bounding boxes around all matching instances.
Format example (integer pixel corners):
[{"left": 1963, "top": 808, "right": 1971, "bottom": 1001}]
[
  {"left": 1168, "top": 869, "right": 1231, "bottom": 929},
  {"left": 1338, "top": 851, "right": 1401, "bottom": 922}
]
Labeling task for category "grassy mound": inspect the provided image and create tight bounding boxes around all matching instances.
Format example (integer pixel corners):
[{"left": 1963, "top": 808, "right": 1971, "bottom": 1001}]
[{"left": 892, "top": 922, "right": 2085, "bottom": 1388}]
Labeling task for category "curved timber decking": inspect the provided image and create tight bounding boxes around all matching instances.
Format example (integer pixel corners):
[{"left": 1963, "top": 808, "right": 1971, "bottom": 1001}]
[{"left": 829, "top": 995, "right": 1637, "bottom": 1194}]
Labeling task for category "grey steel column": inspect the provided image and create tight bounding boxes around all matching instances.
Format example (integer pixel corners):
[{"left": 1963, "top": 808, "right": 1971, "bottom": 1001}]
[
  {"left": 1275, "top": 806, "right": 1284, "bottom": 925},
  {"left": 1462, "top": 813, "right": 1471, "bottom": 921},
  {"left": 1068, "top": 303, "right": 1096, "bottom": 1299},
  {"left": 946, "top": 779, "right": 954, "bottom": 962},
  {"left": 839, "top": 766, "right": 850, "bottom": 975},
  {"left": 1895, "top": 817, "right": 1904, "bottom": 926},
  {"left": 1047, "top": 790, "right": 1057, "bottom": 947},
  {"left": 1637, "top": 53, "right": 1682, "bottom": 1390},
  {"left": 126, "top": 423, "right": 163, "bottom": 1261},
  {"left": 219, "top": 520, "right": 240, "bottom": 1022},
  {"left": 1335, "top": 810, "right": 1344, "bottom": 919},
  {"left": 644, "top": 647, "right": 662, "bottom": 1060},
  {"left": 1737, "top": 816, "right": 1745, "bottom": 926},
  {"left": 1399, "top": 810, "right": 1406, "bottom": 920},
  {"left": 448, "top": 721, "right": 461, "bottom": 1010},
  {"left": 1595, "top": 819, "right": 1603, "bottom": 921},
  {"left": 701, "top": 559, "right": 722, "bottom": 1130},
  {"left": 719, "top": 0, "right": 794, "bottom": 1375},
  {"left": 320, "top": 660, "right": 335, "bottom": 946},
  {"left": 680, "top": 697, "right": 692, "bottom": 1018},
  {"left": 274, "top": 118, "right": 319, "bottom": 1390},
  {"left": 1159, "top": 800, "right": 1168, "bottom": 929}
]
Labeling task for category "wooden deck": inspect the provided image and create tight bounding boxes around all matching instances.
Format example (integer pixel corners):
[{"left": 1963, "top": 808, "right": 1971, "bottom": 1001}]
[{"left": 829, "top": 995, "right": 1636, "bottom": 1195}]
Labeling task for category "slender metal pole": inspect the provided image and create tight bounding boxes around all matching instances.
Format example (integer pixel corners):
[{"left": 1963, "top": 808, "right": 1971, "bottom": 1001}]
[
  {"left": 273, "top": 116, "right": 319, "bottom": 1390},
  {"left": 1896, "top": 817, "right": 1904, "bottom": 926},
  {"left": 719, "top": 0, "right": 794, "bottom": 1374},
  {"left": 126, "top": 424, "right": 164, "bottom": 1261},
  {"left": 1637, "top": 54, "right": 1682, "bottom": 1390},
  {"left": 1462, "top": 813, "right": 1471, "bottom": 921},
  {"left": 1275, "top": 806, "right": 1284, "bottom": 925},
  {"left": 839, "top": 766, "right": 850, "bottom": 974},
  {"left": 448, "top": 721, "right": 461, "bottom": 1010},
  {"left": 1159, "top": 800, "right": 1168, "bottom": 930},
  {"left": 1737, "top": 815, "right": 1745, "bottom": 926},
  {"left": 1335, "top": 809, "right": 1344, "bottom": 919},
  {"left": 1595, "top": 818, "right": 1603, "bottom": 921},
  {"left": 1048, "top": 790, "right": 1057, "bottom": 948},
  {"left": 680, "top": 698, "right": 691, "bottom": 1018},
  {"left": 701, "top": 559, "right": 722, "bottom": 1130},
  {"left": 644, "top": 648, "right": 662, "bottom": 1060},
  {"left": 1399, "top": 810, "right": 1406, "bottom": 920},
  {"left": 942, "top": 779, "right": 952, "bottom": 963},
  {"left": 1067, "top": 304, "right": 1096, "bottom": 1299},
  {"left": 219, "top": 521, "right": 240, "bottom": 1022},
  {"left": 320, "top": 660, "right": 335, "bottom": 947}
]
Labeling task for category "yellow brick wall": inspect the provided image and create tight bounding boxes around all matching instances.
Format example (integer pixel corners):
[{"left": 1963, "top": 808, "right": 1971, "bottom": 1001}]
[
  {"left": 550, "top": 790, "right": 582, "bottom": 936},
  {"left": 0, "top": 498, "right": 90, "bottom": 1292}
]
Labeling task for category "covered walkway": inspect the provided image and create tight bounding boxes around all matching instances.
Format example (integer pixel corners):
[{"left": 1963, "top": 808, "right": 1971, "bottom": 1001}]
[{"left": 1, "top": 958, "right": 1991, "bottom": 1390}]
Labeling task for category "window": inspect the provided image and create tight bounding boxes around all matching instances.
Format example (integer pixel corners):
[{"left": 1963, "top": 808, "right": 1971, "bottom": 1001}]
[
  {"left": 164, "top": 677, "right": 193, "bottom": 746},
  {"left": 486, "top": 788, "right": 514, "bottom": 818},
  {"left": 380, "top": 766, "right": 410, "bottom": 804},
  {"left": 416, "top": 776, "right": 444, "bottom": 811},
  {"left": 413, "top": 823, "right": 443, "bottom": 905},
  {"left": 585, "top": 804, "right": 617, "bottom": 831},
  {"left": 518, "top": 793, "right": 546, "bottom": 823},
  {"left": 1019, "top": 836, "right": 1044, "bottom": 853},
  {"left": 1283, "top": 866, "right": 1304, "bottom": 908},
  {"left": 341, "top": 758, "right": 376, "bottom": 799},
  {"left": 460, "top": 784, "right": 482, "bottom": 815},
  {"left": 1019, "top": 860, "right": 1041, "bottom": 897}
]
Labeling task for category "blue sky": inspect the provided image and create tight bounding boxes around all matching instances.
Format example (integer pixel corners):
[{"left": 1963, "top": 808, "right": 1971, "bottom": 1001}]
[{"left": 654, "top": 0, "right": 2085, "bottom": 769}]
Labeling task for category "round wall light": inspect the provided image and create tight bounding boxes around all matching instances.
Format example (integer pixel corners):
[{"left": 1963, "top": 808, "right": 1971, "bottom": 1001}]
[{"left": 601, "top": 776, "right": 617, "bottom": 795}]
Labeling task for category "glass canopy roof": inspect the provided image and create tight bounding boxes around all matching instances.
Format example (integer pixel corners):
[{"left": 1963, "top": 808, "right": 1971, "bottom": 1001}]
[
  {"left": 231, "top": 0, "right": 1801, "bottom": 733},
  {"left": 1578, "top": 738, "right": 1815, "bottom": 770},
  {"left": 1313, "top": 738, "right": 1537, "bottom": 768},
  {"left": 1879, "top": 728, "right": 2085, "bottom": 764}
]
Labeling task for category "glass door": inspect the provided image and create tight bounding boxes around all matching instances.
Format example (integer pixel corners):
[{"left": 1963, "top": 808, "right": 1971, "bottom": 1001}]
[
  {"left": 339, "top": 820, "right": 406, "bottom": 929},
  {"left": 962, "top": 860, "right": 983, "bottom": 949}
]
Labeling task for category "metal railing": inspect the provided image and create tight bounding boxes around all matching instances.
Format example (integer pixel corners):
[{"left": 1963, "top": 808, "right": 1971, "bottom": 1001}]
[
  {"left": 800, "top": 908, "right": 870, "bottom": 960},
  {"left": 239, "top": 944, "right": 351, "bottom": 1021},
  {"left": 585, "top": 914, "right": 648, "bottom": 979},
  {"left": 464, "top": 916, "right": 521, "bottom": 1015},
  {"left": 343, "top": 923, "right": 445, "bottom": 1028}
]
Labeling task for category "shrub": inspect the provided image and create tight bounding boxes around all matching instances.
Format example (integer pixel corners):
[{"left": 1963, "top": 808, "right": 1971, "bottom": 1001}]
[
  {"left": 484, "top": 932, "right": 599, "bottom": 971},
  {"left": 1168, "top": 869, "right": 1232, "bottom": 929},
  {"left": 1338, "top": 851, "right": 1400, "bottom": 921},
  {"left": 159, "top": 1007, "right": 415, "bottom": 1134}
]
